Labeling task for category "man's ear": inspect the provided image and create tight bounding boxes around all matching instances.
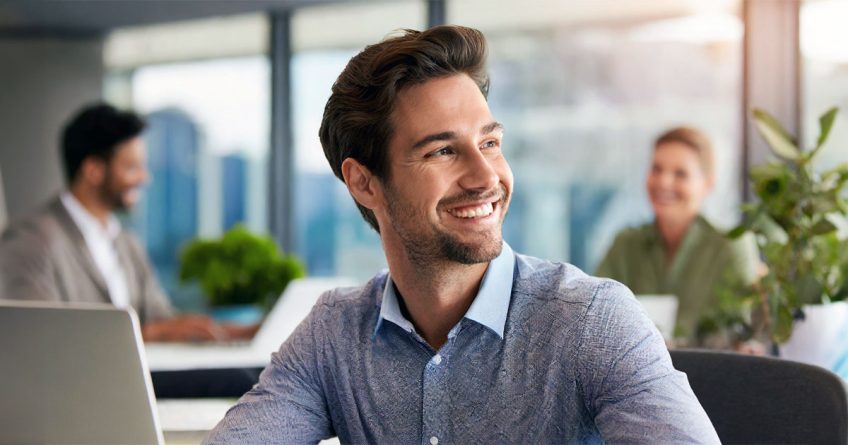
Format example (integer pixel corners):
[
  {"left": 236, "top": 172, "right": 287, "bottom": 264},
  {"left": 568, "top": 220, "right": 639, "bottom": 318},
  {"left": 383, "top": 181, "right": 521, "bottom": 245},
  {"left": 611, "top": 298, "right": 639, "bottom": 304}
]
[
  {"left": 341, "top": 157, "right": 382, "bottom": 210},
  {"left": 79, "top": 157, "right": 106, "bottom": 186}
]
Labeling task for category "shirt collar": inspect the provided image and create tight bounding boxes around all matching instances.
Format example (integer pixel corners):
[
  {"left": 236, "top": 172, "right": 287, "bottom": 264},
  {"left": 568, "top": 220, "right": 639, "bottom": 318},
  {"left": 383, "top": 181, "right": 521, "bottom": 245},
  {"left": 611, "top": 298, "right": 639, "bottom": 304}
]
[
  {"left": 60, "top": 191, "right": 121, "bottom": 241},
  {"left": 375, "top": 241, "right": 516, "bottom": 339}
]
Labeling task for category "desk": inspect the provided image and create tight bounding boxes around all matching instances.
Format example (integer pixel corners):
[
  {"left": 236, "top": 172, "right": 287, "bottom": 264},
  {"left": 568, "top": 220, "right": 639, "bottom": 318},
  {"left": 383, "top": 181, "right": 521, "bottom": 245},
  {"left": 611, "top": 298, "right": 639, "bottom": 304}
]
[
  {"left": 158, "top": 398, "right": 233, "bottom": 444},
  {"left": 158, "top": 399, "right": 341, "bottom": 445}
]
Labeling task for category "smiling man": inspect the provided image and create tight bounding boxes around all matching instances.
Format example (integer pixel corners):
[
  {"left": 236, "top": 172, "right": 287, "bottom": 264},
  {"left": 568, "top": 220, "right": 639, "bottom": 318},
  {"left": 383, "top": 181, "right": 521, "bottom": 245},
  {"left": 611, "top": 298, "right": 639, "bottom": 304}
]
[
  {"left": 205, "top": 26, "right": 719, "bottom": 444},
  {"left": 0, "top": 103, "right": 234, "bottom": 342}
]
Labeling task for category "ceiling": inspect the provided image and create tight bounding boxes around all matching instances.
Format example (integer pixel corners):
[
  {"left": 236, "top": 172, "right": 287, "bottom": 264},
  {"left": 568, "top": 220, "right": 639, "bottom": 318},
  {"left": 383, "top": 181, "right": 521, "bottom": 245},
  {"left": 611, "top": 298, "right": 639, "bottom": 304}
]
[{"left": 0, "top": 0, "right": 337, "bottom": 36}]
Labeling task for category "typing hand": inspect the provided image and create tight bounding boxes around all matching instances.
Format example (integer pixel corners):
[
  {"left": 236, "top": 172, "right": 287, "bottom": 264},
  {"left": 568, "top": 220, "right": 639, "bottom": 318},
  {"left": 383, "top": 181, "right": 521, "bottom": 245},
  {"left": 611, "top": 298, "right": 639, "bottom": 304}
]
[
  {"left": 221, "top": 323, "right": 261, "bottom": 340},
  {"left": 141, "top": 315, "right": 229, "bottom": 342}
]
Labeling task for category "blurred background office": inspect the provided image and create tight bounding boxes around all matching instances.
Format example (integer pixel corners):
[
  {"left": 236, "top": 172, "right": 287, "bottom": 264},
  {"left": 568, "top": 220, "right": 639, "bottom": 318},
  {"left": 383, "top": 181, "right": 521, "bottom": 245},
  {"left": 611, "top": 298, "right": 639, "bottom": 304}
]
[{"left": 0, "top": 0, "right": 843, "bottom": 313}]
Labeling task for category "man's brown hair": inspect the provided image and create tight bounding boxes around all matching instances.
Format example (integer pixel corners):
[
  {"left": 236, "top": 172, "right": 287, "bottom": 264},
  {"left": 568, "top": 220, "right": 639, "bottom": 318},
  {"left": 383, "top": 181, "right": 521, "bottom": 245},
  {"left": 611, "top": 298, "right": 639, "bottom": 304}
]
[
  {"left": 654, "top": 126, "right": 714, "bottom": 177},
  {"left": 319, "top": 25, "right": 490, "bottom": 232}
]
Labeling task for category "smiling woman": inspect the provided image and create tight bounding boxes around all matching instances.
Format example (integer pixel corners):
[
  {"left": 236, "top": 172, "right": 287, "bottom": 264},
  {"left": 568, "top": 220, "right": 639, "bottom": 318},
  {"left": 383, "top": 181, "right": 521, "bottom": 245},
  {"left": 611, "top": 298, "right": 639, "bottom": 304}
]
[{"left": 595, "top": 127, "right": 759, "bottom": 344}]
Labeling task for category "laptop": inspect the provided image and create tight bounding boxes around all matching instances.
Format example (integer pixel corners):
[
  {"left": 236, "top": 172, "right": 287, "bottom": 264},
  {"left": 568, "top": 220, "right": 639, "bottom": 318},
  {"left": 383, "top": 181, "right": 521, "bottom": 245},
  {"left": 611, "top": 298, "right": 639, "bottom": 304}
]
[
  {"left": 634, "top": 294, "right": 679, "bottom": 341},
  {"left": 145, "top": 277, "right": 356, "bottom": 371},
  {"left": 0, "top": 301, "right": 164, "bottom": 445}
]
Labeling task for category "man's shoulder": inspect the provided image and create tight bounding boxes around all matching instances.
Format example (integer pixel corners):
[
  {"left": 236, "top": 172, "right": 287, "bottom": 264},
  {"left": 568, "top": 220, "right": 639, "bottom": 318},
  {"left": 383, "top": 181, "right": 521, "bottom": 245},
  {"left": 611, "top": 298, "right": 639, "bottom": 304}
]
[
  {"left": 508, "top": 253, "right": 643, "bottom": 357},
  {"left": 1, "top": 198, "right": 68, "bottom": 248},
  {"left": 313, "top": 271, "right": 387, "bottom": 314},
  {"left": 512, "top": 253, "right": 633, "bottom": 309}
]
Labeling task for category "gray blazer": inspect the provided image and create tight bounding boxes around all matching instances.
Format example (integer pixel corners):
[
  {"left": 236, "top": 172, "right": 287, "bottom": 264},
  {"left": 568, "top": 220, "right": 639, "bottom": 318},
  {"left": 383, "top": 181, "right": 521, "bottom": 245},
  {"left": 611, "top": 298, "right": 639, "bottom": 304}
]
[{"left": 0, "top": 196, "right": 173, "bottom": 323}]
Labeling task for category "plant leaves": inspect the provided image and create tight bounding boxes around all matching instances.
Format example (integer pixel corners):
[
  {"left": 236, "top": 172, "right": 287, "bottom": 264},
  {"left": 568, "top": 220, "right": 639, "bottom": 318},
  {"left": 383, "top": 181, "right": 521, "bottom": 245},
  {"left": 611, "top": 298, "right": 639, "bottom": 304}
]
[
  {"left": 178, "top": 224, "right": 307, "bottom": 308},
  {"left": 752, "top": 108, "right": 800, "bottom": 160},
  {"left": 727, "top": 224, "right": 748, "bottom": 239},
  {"left": 809, "top": 217, "right": 838, "bottom": 236},
  {"left": 816, "top": 107, "right": 838, "bottom": 150},
  {"left": 772, "top": 303, "right": 795, "bottom": 344}
]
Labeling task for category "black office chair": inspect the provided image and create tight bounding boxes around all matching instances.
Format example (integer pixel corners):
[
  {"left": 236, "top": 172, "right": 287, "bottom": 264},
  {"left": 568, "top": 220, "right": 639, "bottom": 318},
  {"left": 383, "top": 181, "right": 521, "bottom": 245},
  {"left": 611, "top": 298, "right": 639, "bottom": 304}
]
[
  {"left": 151, "top": 367, "right": 265, "bottom": 398},
  {"left": 670, "top": 349, "right": 848, "bottom": 445}
]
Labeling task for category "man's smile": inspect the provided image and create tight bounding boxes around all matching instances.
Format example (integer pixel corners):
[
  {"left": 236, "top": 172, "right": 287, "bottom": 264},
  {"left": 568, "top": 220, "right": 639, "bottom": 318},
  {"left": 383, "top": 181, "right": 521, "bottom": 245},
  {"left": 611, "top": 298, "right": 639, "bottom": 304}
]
[{"left": 446, "top": 201, "right": 496, "bottom": 219}]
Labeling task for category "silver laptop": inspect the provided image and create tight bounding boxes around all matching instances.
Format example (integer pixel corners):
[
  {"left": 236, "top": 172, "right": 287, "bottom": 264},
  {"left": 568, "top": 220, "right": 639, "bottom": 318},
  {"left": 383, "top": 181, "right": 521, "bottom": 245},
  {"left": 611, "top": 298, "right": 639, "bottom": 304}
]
[
  {"left": 0, "top": 301, "right": 163, "bottom": 445},
  {"left": 634, "top": 294, "right": 679, "bottom": 341},
  {"left": 145, "top": 277, "right": 356, "bottom": 371}
]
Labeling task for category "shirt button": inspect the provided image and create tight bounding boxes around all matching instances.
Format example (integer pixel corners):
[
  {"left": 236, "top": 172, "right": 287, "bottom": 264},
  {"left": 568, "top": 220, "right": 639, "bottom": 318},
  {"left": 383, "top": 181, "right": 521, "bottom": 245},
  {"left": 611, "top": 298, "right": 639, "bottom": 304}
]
[
  {"left": 430, "top": 436, "right": 439, "bottom": 445},
  {"left": 433, "top": 354, "right": 442, "bottom": 365}
]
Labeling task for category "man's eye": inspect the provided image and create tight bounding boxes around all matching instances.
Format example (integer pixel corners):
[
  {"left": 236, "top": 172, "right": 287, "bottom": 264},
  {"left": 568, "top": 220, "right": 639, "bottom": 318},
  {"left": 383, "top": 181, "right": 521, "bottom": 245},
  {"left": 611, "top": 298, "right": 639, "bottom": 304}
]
[
  {"left": 482, "top": 140, "right": 499, "bottom": 149},
  {"left": 427, "top": 147, "right": 453, "bottom": 158}
]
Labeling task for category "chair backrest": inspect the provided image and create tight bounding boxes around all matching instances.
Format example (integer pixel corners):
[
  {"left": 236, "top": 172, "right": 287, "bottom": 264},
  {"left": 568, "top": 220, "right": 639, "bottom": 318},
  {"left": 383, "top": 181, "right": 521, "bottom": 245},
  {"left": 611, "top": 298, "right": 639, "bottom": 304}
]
[
  {"left": 0, "top": 163, "right": 7, "bottom": 232},
  {"left": 670, "top": 349, "right": 848, "bottom": 445}
]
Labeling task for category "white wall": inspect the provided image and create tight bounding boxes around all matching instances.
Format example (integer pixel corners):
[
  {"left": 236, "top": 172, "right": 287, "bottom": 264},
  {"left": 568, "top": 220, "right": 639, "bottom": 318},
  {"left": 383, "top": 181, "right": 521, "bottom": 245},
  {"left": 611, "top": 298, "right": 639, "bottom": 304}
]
[{"left": 0, "top": 37, "right": 104, "bottom": 220}]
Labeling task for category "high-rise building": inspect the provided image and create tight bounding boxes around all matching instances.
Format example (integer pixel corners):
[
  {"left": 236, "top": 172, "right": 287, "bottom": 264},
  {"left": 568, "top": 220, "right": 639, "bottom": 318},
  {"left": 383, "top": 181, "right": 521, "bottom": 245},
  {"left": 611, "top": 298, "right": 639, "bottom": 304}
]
[{"left": 138, "top": 108, "right": 199, "bottom": 298}]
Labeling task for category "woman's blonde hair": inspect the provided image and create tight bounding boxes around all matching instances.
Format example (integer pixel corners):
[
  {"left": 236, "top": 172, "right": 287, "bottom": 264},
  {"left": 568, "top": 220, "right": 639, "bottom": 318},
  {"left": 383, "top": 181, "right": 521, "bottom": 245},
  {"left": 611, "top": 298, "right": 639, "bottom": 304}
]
[{"left": 654, "top": 126, "right": 714, "bottom": 176}]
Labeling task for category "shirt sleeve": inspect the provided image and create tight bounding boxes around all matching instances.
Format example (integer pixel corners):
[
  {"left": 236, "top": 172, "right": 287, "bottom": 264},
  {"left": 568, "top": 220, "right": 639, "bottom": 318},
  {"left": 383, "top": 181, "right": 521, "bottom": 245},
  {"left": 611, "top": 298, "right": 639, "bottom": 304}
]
[
  {"left": 577, "top": 280, "right": 720, "bottom": 444},
  {"left": 203, "top": 296, "right": 335, "bottom": 444}
]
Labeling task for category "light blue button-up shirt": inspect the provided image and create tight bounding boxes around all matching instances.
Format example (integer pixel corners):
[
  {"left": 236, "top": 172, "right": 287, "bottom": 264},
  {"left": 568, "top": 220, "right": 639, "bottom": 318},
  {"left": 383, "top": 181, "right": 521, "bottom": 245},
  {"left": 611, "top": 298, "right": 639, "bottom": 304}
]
[{"left": 206, "top": 243, "right": 719, "bottom": 444}]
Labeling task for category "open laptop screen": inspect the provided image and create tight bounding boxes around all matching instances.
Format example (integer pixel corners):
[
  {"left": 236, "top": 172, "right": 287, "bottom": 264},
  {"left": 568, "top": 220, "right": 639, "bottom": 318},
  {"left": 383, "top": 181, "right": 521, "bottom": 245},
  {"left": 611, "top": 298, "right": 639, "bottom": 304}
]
[
  {"left": 0, "top": 301, "right": 163, "bottom": 445},
  {"left": 634, "top": 294, "right": 679, "bottom": 341}
]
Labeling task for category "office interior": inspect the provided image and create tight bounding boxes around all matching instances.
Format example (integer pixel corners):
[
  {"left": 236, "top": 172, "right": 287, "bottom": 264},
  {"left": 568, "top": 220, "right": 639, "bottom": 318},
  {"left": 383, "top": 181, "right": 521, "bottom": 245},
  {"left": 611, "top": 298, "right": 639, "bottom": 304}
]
[
  {"left": 1, "top": 0, "right": 847, "bottom": 442},
  {"left": 6, "top": 0, "right": 840, "bottom": 294}
]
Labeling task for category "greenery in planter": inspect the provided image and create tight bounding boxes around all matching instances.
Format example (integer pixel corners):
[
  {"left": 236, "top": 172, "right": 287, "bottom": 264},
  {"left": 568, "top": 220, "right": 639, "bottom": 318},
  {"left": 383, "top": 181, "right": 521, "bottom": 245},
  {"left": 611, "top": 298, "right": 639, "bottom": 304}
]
[
  {"left": 179, "top": 224, "right": 307, "bottom": 310},
  {"left": 711, "top": 107, "right": 848, "bottom": 344}
]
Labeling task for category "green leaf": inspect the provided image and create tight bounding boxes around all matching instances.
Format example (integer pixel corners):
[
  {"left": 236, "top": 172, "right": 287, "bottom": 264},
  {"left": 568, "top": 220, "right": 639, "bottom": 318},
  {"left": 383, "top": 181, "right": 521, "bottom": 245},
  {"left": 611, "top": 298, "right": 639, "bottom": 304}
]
[
  {"left": 727, "top": 224, "right": 748, "bottom": 239},
  {"left": 772, "top": 303, "right": 794, "bottom": 344},
  {"left": 816, "top": 107, "right": 838, "bottom": 150},
  {"left": 823, "top": 162, "right": 848, "bottom": 185},
  {"left": 752, "top": 108, "right": 800, "bottom": 160},
  {"left": 753, "top": 213, "right": 789, "bottom": 245},
  {"left": 809, "top": 217, "right": 838, "bottom": 236}
]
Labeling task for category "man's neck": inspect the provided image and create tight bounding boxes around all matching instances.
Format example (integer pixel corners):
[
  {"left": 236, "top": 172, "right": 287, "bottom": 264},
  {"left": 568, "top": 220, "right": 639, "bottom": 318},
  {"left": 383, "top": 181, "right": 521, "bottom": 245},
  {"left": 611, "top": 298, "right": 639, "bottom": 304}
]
[
  {"left": 386, "top": 249, "right": 489, "bottom": 350},
  {"left": 68, "top": 186, "right": 112, "bottom": 228}
]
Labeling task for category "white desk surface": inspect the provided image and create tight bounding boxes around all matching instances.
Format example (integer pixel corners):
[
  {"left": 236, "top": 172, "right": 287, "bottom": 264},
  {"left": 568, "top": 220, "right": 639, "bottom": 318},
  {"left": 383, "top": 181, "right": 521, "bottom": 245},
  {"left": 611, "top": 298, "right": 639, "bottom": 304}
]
[{"left": 158, "top": 398, "right": 340, "bottom": 445}]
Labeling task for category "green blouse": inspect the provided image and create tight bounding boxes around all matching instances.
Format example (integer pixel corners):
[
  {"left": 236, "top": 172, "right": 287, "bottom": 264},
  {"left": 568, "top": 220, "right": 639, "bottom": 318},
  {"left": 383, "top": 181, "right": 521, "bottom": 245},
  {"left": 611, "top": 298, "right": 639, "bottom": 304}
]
[{"left": 595, "top": 215, "right": 758, "bottom": 341}]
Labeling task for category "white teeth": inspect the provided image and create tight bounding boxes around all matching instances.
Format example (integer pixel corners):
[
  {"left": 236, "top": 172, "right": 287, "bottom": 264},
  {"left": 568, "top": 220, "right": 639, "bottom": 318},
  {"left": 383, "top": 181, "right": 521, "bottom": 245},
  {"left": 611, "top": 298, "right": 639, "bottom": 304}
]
[{"left": 449, "top": 202, "right": 494, "bottom": 219}]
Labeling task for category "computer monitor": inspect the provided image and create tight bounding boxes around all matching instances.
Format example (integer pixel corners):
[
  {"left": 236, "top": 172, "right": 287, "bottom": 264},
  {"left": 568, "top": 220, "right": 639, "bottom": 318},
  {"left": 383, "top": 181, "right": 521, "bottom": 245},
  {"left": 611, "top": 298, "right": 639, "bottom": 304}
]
[{"left": 0, "top": 301, "right": 163, "bottom": 445}]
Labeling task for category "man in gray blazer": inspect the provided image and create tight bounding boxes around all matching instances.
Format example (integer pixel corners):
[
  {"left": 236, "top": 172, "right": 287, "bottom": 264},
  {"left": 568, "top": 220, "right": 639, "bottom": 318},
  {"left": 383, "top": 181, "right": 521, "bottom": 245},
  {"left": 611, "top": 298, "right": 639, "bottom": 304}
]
[{"left": 0, "top": 103, "right": 233, "bottom": 341}]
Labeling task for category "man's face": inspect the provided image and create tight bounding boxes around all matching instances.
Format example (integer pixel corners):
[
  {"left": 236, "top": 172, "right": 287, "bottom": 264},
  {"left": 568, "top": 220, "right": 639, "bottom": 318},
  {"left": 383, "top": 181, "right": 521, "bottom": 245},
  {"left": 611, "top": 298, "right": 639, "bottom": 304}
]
[
  {"left": 100, "top": 136, "right": 149, "bottom": 211},
  {"left": 377, "top": 74, "right": 513, "bottom": 265}
]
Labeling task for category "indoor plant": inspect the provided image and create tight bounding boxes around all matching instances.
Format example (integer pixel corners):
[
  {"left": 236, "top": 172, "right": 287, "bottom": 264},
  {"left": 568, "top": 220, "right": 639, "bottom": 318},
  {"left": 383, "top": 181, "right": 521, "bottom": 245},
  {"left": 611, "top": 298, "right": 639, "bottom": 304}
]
[
  {"left": 179, "top": 224, "right": 307, "bottom": 321},
  {"left": 720, "top": 107, "right": 848, "bottom": 357}
]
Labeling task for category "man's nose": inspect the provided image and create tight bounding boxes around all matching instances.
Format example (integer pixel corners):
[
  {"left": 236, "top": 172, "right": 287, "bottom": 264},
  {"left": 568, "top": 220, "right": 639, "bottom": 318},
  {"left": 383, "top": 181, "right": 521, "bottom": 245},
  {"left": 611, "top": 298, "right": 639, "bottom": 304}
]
[{"left": 457, "top": 148, "right": 499, "bottom": 191}]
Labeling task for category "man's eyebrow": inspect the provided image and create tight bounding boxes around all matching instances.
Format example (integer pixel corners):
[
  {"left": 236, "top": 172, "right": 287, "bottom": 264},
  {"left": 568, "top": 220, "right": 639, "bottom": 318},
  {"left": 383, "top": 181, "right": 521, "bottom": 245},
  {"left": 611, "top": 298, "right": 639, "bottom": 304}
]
[
  {"left": 411, "top": 131, "right": 456, "bottom": 150},
  {"left": 481, "top": 121, "right": 504, "bottom": 135},
  {"left": 411, "top": 122, "right": 504, "bottom": 150}
]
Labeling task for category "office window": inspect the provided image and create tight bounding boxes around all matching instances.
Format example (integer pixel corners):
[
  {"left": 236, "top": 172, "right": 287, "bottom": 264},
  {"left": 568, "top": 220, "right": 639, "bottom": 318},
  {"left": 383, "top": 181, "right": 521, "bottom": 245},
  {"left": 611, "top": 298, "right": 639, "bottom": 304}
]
[
  {"left": 291, "top": 1, "right": 426, "bottom": 280},
  {"left": 105, "top": 15, "right": 269, "bottom": 309},
  {"left": 802, "top": 0, "right": 848, "bottom": 170},
  {"left": 448, "top": 0, "right": 744, "bottom": 271}
]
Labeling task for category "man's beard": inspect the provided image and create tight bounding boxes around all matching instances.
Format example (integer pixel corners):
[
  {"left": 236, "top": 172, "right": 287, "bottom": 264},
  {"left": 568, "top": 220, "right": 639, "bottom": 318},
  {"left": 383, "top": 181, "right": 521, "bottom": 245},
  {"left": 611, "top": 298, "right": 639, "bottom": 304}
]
[
  {"left": 384, "top": 183, "right": 507, "bottom": 267},
  {"left": 99, "top": 174, "right": 131, "bottom": 212}
]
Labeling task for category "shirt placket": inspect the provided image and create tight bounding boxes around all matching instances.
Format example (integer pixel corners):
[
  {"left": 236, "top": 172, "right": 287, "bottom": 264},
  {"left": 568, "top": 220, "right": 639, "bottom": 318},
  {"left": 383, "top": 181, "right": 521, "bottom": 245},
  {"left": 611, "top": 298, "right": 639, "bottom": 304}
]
[{"left": 420, "top": 322, "right": 462, "bottom": 445}]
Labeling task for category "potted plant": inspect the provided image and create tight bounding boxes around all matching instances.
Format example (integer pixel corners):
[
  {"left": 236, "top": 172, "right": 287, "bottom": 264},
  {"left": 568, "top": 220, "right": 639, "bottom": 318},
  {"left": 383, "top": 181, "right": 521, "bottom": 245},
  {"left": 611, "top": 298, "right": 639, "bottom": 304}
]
[
  {"left": 721, "top": 107, "right": 848, "bottom": 369},
  {"left": 179, "top": 224, "right": 307, "bottom": 323}
]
